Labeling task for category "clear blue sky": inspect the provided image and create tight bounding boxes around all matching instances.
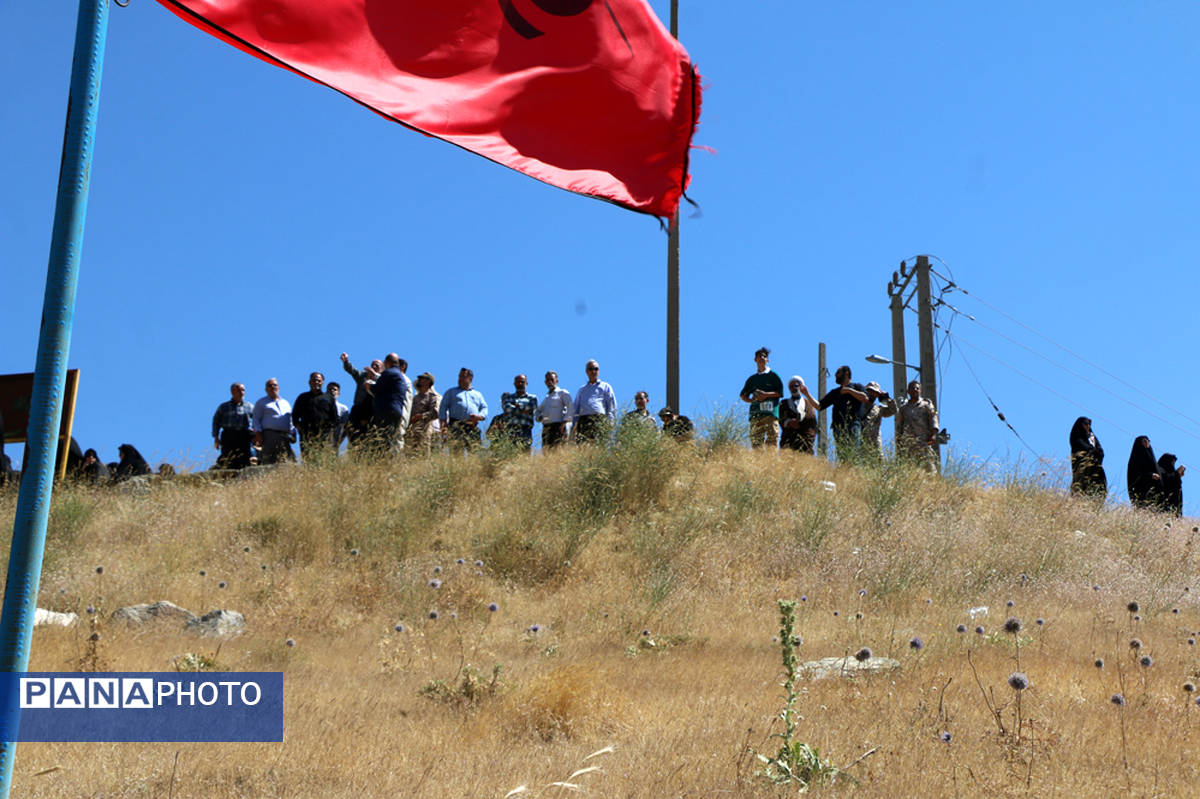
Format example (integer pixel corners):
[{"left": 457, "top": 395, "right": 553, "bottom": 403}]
[{"left": 5, "top": 3, "right": 1199, "bottom": 512}]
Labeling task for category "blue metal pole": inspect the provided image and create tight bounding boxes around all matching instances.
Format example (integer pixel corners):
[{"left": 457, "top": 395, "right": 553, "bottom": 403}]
[{"left": 0, "top": 0, "right": 109, "bottom": 793}]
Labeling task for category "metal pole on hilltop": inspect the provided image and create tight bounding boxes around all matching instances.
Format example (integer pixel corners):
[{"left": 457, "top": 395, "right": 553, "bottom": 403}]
[
  {"left": 817, "top": 342, "right": 828, "bottom": 458},
  {"left": 665, "top": 0, "right": 680, "bottom": 414},
  {"left": 0, "top": 1, "right": 109, "bottom": 793}
]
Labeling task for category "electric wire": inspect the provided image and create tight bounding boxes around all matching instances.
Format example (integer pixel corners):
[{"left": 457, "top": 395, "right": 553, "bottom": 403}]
[
  {"left": 926, "top": 262, "right": 1200, "bottom": 431},
  {"left": 952, "top": 343, "right": 1041, "bottom": 458},
  {"left": 941, "top": 327, "right": 1137, "bottom": 440},
  {"left": 949, "top": 308, "right": 1200, "bottom": 442}
]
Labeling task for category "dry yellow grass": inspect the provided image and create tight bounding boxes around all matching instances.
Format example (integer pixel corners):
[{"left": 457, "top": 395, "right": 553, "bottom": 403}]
[{"left": 2, "top": 441, "right": 1199, "bottom": 797}]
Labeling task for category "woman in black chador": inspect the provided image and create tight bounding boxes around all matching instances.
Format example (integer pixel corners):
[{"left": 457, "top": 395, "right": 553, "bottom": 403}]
[
  {"left": 1157, "top": 452, "right": 1185, "bottom": 516},
  {"left": 113, "top": 444, "right": 151, "bottom": 482},
  {"left": 1069, "top": 417, "right": 1106, "bottom": 498},
  {"left": 1126, "top": 435, "right": 1163, "bottom": 510}
]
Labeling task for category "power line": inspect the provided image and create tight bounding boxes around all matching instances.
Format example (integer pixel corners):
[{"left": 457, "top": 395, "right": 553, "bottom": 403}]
[
  {"left": 949, "top": 307, "right": 1200, "bottom": 443},
  {"left": 926, "top": 262, "right": 1200, "bottom": 432},
  {"left": 952, "top": 342, "right": 1041, "bottom": 458},
  {"left": 941, "top": 328, "right": 1138, "bottom": 440}
]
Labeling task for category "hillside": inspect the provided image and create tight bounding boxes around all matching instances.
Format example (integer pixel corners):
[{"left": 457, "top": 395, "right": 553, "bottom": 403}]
[{"left": 1, "top": 438, "right": 1196, "bottom": 797}]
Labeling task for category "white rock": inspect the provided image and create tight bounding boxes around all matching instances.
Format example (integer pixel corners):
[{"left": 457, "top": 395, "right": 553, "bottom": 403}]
[
  {"left": 34, "top": 608, "right": 77, "bottom": 627},
  {"left": 801, "top": 655, "right": 900, "bottom": 680}
]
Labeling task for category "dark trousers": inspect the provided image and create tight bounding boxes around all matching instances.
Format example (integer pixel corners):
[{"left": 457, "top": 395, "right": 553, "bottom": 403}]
[
  {"left": 298, "top": 427, "right": 335, "bottom": 461},
  {"left": 574, "top": 414, "right": 611, "bottom": 444},
  {"left": 447, "top": 419, "right": 482, "bottom": 452},
  {"left": 260, "top": 429, "right": 296, "bottom": 465},
  {"left": 542, "top": 421, "right": 567, "bottom": 449},
  {"left": 218, "top": 430, "right": 253, "bottom": 470}
]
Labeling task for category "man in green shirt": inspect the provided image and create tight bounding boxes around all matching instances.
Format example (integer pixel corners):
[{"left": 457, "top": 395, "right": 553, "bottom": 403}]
[{"left": 740, "top": 347, "right": 784, "bottom": 449}]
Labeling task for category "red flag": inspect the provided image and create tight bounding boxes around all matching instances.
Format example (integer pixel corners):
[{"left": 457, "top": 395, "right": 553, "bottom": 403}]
[{"left": 157, "top": 0, "right": 701, "bottom": 217}]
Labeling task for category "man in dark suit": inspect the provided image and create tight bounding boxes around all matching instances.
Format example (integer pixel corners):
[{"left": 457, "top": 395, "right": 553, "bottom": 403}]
[{"left": 372, "top": 353, "right": 409, "bottom": 454}]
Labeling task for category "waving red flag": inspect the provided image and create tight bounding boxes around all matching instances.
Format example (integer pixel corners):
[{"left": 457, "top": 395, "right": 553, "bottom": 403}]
[{"left": 157, "top": 0, "right": 700, "bottom": 217}]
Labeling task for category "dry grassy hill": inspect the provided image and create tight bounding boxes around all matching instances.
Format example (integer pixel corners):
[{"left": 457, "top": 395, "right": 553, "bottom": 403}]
[{"left": 1, "top": 436, "right": 1196, "bottom": 797}]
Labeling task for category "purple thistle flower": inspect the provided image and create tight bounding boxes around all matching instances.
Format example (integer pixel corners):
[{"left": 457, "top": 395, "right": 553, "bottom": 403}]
[
  {"left": 1006, "top": 600, "right": 1015, "bottom": 608},
  {"left": 243, "top": 546, "right": 251, "bottom": 553},
  {"left": 854, "top": 647, "right": 872, "bottom": 662},
  {"left": 975, "top": 626, "right": 986, "bottom": 635},
  {"left": 428, "top": 610, "right": 439, "bottom": 620},
  {"left": 285, "top": 638, "right": 296, "bottom": 647},
  {"left": 1036, "top": 618, "right": 1045, "bottom": 626},
  {"left": 855, "top": 611, "right": 864, "bottom": 620},
  {"left": 1184, "top": 682, "right": 1196, "bottom": 693},
  {"left": 528, "top": 624, "right": 541, "bottom": 633},
  {"left": 394, "top": 623, "right": 405, "bottom": 633},
  {"left": 833, "top": 611, "right": 839, "bottom": 617},
  {"left": 474, "top": 560, "right": 484, "bottom": 568},
  {"left": 858, "top": 589, "right": 867, "bottom": 597},
  {"left": 1173, "top": 608, "right": 1180, "bottom": 614},
  {"left": 89, "top": 632, "right": 100, "bottom": 642},
  {"left": 488, "top": 603, "right": 499, "bottom": 613},
  {"left": 909, "top": 637, "right": 924, "bottom": 650},
  {"left": 1140, "top": 655, "right": 1153, "bottom": 668},
  {"left": 95, "top": 566, "right": 104, "bottom": 575},
  {"left": 1008, "top": 672, "right": 1029, "bottom": 691},
  {"left": 1092, "top": 584, "right": 1100, "bottom": 591},
  {"left": 218, "top": 581, "right": 227, "bottom": 589},
  {"left": 433, "top": 565, "right": 442, "bottom": 574},
  {"left": 940, "top": 731, "right": 952, "bottom": 743},
  {"left": 1094, "top": 659, "right": 1104, "bottom": 669},
  {"left": 429, "top": 579, "right": 442, "bottom": 589},
  {"left": 642, "top": 629, "right": 651, "bottom": 637},
  {"left": 456, "top": 558, "right": 465, "bottom": 565},
  {"left": 261, "top": 564, "right": 268, "bottom": 570},
  {"left": 1134, "top": 614, "right": 1142, "bottom": 622},
  {"left": 1189, "top": 639, "right": 1195, "bottom": 646},
  {"left": 1130, "top": 638, "right": 1142, "bottom": 650},
  {"left": 1004, "top": 617, "right": 1023, "bottom": 634},
  {"left": 85, "top": 606, "right": 96, "bottom": 615},
  {"left": 450, "top": 612, "right": 458, "bottom": 620},
  {"left": 1111, "top": 693, "right": 1126, "bottom": 706},
  {"left": 800, "top": 595, "right": 808, "bottom": 602},
  {"left": 349, "top": 548, "right": 359, "bottom": 557},
  {"left": 1127, "top": 601, "right": 1140, "bottom": 613},
  {"left": 956, "top": 624, "right": 967, "bottom": 633},
  {"left": 199, "top": 570, "right": 206, "bottom": 576}
]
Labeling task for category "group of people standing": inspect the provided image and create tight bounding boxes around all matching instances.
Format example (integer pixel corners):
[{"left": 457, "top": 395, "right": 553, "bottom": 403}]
[
  {"left": 210, "top": 354, "right": 695, "bottom": 469},
  {"left": 738, "top": 347, "right": 941, "bottom": 469},
  {"left": 1068, "top": 417, "right": 1185, "bottom": 515}
]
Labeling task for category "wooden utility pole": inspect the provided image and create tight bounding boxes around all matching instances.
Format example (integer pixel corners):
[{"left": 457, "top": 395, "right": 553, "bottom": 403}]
[
  {"left": 817, "top": 342, "right": 828, "bottom": 457},
  {"left": 888, "top": 261, "right": 913, "bottom": 438},
  {"left": 665, "top": 0, "right": 680, "bottom": 413},
  {"left": 914, "top": 255, "right": 940, "bottom": 468}
]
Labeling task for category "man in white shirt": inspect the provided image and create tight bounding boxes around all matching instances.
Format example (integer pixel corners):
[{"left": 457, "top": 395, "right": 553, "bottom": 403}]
[
  {"left": 571, "top": 360, "right": 617, "bottom": 444},
  {"left": 537, "top": 370, "right": 572, "bottom": 449},
  {"left": 253, "top": 378, "right": 296, "bottom": 465}
]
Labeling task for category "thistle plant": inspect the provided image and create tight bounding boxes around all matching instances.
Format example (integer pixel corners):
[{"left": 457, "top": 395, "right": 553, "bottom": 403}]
[{"left": 754, "top": 600, "right": 844, "bottom": 789}]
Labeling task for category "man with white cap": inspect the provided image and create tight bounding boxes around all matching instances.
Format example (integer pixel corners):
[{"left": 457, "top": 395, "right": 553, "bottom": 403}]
[{"left": 861, "top": 381, "right": 900, "bottom": 460}]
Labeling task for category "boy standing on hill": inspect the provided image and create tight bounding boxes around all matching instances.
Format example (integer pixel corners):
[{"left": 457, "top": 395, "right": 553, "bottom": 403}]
[{"left": 740, "top": 347, "right": 784, "bottom": 449}]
